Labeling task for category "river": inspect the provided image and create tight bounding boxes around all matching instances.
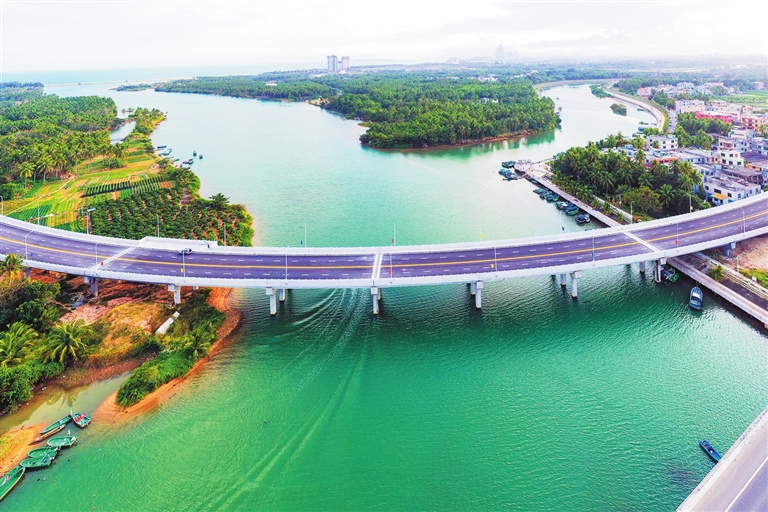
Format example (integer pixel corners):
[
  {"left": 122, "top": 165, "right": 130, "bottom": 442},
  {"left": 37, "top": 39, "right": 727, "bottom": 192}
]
[{"left": 3, "top": 82, "right": 766, "bottom": 510}]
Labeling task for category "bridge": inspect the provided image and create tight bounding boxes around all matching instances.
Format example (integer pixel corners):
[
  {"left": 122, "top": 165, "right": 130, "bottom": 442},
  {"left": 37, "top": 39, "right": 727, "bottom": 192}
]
[{"left": 1, "top": 193, "right": 767, "bottom": 315}]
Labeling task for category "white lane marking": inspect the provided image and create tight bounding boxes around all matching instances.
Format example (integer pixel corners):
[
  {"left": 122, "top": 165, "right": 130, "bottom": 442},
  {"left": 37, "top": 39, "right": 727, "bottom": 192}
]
[{"left": 724, "top": 452, "right": 768, "bottom": 512}]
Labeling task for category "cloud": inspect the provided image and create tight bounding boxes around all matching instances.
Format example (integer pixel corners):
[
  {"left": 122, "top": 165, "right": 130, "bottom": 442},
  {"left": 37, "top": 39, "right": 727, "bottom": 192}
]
[{"left": 2, "top": 0, "right": 766, "bottom": 73}]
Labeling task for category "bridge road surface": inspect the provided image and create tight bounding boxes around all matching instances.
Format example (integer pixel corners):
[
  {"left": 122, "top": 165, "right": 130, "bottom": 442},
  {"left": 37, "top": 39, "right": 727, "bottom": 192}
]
[
  {"left": 679, "top": 407, "right": 768, "bottom": 512},
  {"left": 0, "top": 193, "right": 767, "bottom": 288}
]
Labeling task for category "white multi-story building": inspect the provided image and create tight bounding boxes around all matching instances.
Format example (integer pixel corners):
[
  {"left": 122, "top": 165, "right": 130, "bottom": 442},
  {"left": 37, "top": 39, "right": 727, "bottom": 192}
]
[
  {"left": 341, "top": 56, "right": 350, "bottom": 72},
  {"left": 675, "top": 99, "right": 705, "bottom": 113},
  {"left": 646, "top": 135, "right": 678, "bottom": 151},
  {"left": 703, "top": 175, "right": 761, "bottom": 205},
  {"left": 718, "top": 149, "right": 744, "bottom": 167},
  {"left": 327, "top": 55, "right": 338, "bottom": 73}
]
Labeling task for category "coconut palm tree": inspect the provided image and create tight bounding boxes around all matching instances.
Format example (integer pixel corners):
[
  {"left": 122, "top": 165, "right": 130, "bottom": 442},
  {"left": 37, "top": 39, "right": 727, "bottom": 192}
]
[
  {"left": 18, "top": 162, "right": 34, "bottom": 189},
  {"left": 658, "top": 184, "right": 675, "bottom": 208},
  {"left": 43, "top": 319, "right": 92, "bottom": 364},
  {"left": 0, "top": 322, "right": 38, "bottom": 367},
  {"left": 36, "top": 155, "right": 55, "bottom": 184},
  {"left": 0, "top": 253, "right": 26, "bottom": 280}
]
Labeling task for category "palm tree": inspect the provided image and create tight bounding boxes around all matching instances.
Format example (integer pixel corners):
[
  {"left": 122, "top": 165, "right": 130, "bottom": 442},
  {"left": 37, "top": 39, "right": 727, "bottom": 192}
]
[
  {"left": 0, "top": 253, "right": 26, "bottom": 280},
  {"left": 43, "top": 319, "right": 92, "bottom": 364},
  {"left": 18, "top": 162, "right": 34, "bottom": 188},
  {"left": 638, "top": 171, "right": 653, "bottom": 189},
  {"left": 0, "top": 322, "right": 38, "bottom": 367},
  {"left": 659, "top": 184, "right": 674, "bottom": 208},
  {"left": 36, "top": 155, "right": 55, "bottom": 184}
]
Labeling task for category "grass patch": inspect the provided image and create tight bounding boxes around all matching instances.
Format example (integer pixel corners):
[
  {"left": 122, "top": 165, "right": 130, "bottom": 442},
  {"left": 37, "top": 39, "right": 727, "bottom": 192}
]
[{"left": 740, "top": 268, "right": 768, "bottom": 288}]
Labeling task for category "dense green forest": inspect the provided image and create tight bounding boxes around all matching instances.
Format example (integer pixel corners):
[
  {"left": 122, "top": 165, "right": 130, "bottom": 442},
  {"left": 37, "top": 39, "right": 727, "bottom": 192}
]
[
  {"left": 158, "top": 73, "right": 560, "bottom": 148},
  {"left": 672, "top": 112, "right": 731, "bottom": 149},
  {"left": 0, "top": 82, "right": 44, "bottom": 107},
  {"left": 551, "top": 133, "right": 708, "bottom": 218}
]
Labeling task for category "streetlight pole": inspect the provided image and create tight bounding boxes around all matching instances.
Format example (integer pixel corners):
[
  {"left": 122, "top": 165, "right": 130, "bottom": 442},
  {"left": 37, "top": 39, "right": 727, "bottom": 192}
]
[
  {"left": 630, "top": 203, "right": 633, "bottom": 224},
  {"left": 24, "top": 232, "right": 30, "bottom": 259},
  {"left": 224, "top": 224, "right": 227, "bottom": 246},
  {"left": 37, "top": 205, "right": 40, "bottom": 225},
  {"left": 86, "top": 208, "right": 96, "bottom": 235},
  {"left": 305, "top": 223, "right": 308, "bottom": 248},
  {"left": 157, "top": 214, "right": 160, "bottom": 237}
]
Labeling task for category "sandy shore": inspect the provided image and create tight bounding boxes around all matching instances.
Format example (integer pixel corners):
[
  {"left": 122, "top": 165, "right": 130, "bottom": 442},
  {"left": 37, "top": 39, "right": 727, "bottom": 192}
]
[
  {"left": 0, "top": 425, "right": 44, "bottom": 472},
  {"left": 93, "top": 288, "right": 242, "bottom": 425}
]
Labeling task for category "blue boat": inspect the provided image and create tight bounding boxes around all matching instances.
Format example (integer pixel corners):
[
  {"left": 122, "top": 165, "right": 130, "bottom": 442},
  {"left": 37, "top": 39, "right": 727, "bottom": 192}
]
[
  {"left": 689, "top": 286, "right": 703, "bottom": 310},
  {"left": 575, "top": 213, "right": 591, "bottom": 224},
  {"left": 699, "top": 440, "right": 721, "bottom": 462}
]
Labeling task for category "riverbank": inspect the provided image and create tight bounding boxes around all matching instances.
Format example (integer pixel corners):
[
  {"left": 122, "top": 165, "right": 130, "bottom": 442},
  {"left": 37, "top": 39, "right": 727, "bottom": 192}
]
[
  {"left": 93, "top": 287, "right": 241, "bottom": 424},
  {"left": 371, "top": 129, "right": 542, "bottom": 152}
]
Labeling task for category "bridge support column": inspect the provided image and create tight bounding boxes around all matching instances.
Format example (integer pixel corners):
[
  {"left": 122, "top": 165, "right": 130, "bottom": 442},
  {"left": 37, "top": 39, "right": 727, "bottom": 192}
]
[
  {"left": 559, "top": 273, "right": 567, "bottom": 287},
  {"left": 279, "top": 288, "right": 287, "bottom": 302},
  {"left": 371, "top": 287, "right": 380, "bottom": 315},
  {"left": 470, "top": 282, "right": 477, "bottom": 295},
  {"left": 90, "top": 277, "right": 98, "bottom": 297},
  {"left": 654, "top": 260, "right": 663, "bottom": 283},
  {"left": 570, "top": 271, "right": 580, "bottom": 298},
  {"left": 475, "top": 281, "right": 483, "bottom": 309},
  {"left": 168, "top": 284, "right": 181, "bottom": 305},
  {"left": 639, "top": 261, "right": 646, "bottom": 274},
  {"left": 23, "top": 268, "right": 31, "bottom": 279},
  {"left": 266, "top": 287, "right": 277, "bottom": 315},
  {"left": 723, "top": 242, "right": 736, "bottom": 257},
  {"left": 83, "top": 276, "right": 90, "bottom": 284}
]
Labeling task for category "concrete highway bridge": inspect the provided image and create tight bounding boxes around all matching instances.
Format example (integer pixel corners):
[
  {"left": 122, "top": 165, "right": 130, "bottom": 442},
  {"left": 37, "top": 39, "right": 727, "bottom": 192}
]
[{"left": 1, "top": 193, "right": 767, "bottom": 315}]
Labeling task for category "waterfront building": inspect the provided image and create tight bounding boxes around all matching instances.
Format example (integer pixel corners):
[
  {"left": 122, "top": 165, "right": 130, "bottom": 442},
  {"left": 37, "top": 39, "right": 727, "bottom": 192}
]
[
  {"left": 720, "top": 166, "right": 766, "bottom": 186},
  {"left": 341, "top": 56, "right": 350, "bottom": 72},
  {"left": 675, "top": 99, "right": 705, "bottom": 113},
  {"left": 637, "top": 87, "right": 653, "bottom": 98}
]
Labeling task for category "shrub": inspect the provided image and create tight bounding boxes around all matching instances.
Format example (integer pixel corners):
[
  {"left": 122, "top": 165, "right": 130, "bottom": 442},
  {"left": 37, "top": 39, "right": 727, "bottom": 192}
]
[
  {"left": 116, "top": 351, "right": 193, "bottom": 406},
  {"left": 709, "top": 264, "right": 725, "bottom": 280}
]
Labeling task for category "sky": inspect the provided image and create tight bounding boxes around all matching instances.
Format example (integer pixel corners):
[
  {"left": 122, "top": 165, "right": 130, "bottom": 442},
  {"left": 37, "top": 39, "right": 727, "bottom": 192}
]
[{"left": 1, "top": 0, "right": 767, "bottom": 77}]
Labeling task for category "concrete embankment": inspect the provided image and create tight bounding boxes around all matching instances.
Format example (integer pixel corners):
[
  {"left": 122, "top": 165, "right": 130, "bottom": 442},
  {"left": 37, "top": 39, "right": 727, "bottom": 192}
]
[
  {"left": 678, "top": 405, "right": 768, "bottom": 511},
  {"left": 606, "top": 89, "right": 666, "bottom": 130}
]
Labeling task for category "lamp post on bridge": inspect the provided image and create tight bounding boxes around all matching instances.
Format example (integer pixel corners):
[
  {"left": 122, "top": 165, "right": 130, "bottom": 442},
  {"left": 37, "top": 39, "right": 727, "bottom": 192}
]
[
  {"left": 24, "top": 232, "right": 30, "bottom": 260},
  {"left": 85, "top": 207, "right": 96, "bottom": 235}
]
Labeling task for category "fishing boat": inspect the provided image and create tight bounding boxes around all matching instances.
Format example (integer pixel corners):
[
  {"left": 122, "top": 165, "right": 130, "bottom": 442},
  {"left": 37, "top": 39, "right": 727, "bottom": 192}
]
[
  {"left": 566, "top": 207, "right": 580, "bottom": 216},
  {"left": 34, "top": 415, "right": 71, "bottom": 442},
  {"left": 0, "top": 466, "right": 24, "bottom": 502},
  {"left": 71, "top": 411, "right": 91, "bottom": 428},
  {"left": 546, "top": 194, "right": 560, "bottom": 203},
  {"left": 20, "top": 456, "right": 54, "bottom": 469},
  {"left": 28, "top": 447, "right": 58, "bottom": 459},
  {"left": 500, "top": 160, "right": 515, "bottom": 168},
  {"left": 575, "top": 213, "right": 591, "bottom": 224},
  {"left": 199, "top": 154, "right": 203, "bottom": 159},
  {"left": 699, "top": 440, "right": 721, "bottom": 462},
  {"left": 48, "top": 435, "right": 77, "bottom": 448},
  {"left": 661, "top": 266, "right": 680, "bottom": 283},
  {"left": 193, "top": 150, "right": 197, "bottom": 156},
  {"left": 156, "top": 145, "right": 167, "bottom": 150},
  {"left": 689, "top": 286, "right": 704, "bottom": 310}
]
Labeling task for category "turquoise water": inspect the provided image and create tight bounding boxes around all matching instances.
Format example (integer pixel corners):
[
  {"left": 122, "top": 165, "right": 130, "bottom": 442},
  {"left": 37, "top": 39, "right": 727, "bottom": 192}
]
[{"left": 5, "top": 84, "right": 766, "bottom": 510}]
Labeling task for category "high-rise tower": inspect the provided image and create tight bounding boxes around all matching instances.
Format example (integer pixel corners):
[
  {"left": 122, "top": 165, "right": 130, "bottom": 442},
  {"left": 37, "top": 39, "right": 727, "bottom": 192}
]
[{"left": 327, "top": 55, "right": 338, "bottom": 73}]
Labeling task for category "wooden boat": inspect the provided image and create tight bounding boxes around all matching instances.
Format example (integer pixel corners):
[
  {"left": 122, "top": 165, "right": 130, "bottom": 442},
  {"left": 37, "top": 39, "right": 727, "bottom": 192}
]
[
  {"left": 0, "top": 466, "right": 24, "bottom": 502},
  {"left": 20, "top": 456, "right": 54, "bottom": 469},
  {"left": 38, "top": 415, "right": 71, "bottom": 438},
  {"left": 575, "top": 214, "right": 591, "bottom": 224},
  {"left": 71, "top": 411, "right": 91, "bottom": 428},
  {"left": 689, "top": 286, "right": 704, "bottom": 310},
  {"left": 661, "top": 266, "right": 679, "bottom": 283},
  {"left": 28, "top": 447, "right": 58, "bottom": 459},
  {"left": 193, "top": 150, "right": 197, "bottom": 156},
  {"left": 566, "top": 208, "right": 580, "bottom": 216},
  {"left": 199, "top": 154, "right": 203, "bottom": 159},
  {"left": 699, "top": 440, "right": 721, "bottom": 462},
  {"left": 48, "top": 435, "right": 77, "bottom": 448}
]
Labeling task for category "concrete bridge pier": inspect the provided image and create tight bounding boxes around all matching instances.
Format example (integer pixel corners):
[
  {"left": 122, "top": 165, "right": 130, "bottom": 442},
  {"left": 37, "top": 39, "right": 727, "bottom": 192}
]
[
  {"left": 654, "top": 260, "right": 664, "bottom": 283},
  {"left": 168, "top": 284, "right": 181, "bottom": 304},
  {"left": 90, "top": 277, "right": 98, "bottom": 297},
  {"left": 470, "top": 282, "right": 477, "bottom": 295},
  {"left": 570, "top": 271, "right": 580, "bottom": 298},
  {"left": 23, "top": 268, "right": 31, "bottom": 279},
  {"left": 639, "top": 261, "right": 646, "bottom": 274},
  {"left": 371, "top": 286, "right": 380, "bottom": 315},
  {"left": 723, "top": 242, "right": 736, "bottom": 257},
  {"left": 266, "top": 287, "right": 277, "bottom": 315},
  {"left": 559, "top": 274, "right": 567, "bottom": 287},
  {"left": 279, "top": 288, "right": 287, "bottom": 302},
  {"left": 474, "top": 281, "right": 483, "bottom": 309}
]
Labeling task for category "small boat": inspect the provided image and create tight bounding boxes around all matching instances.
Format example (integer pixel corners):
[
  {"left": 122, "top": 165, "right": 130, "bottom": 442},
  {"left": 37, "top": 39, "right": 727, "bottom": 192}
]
[
  {"left": 199, "top": 154, "right": 203, "bottom": 159},
  {"left": 27, "top": 446, "right": 58, "bottom": 459},
  {"left": 48, "top": 435, "right": 77, "bottom": 448},
  {"left": 0, "top": 466, "right": 24, "bottom": 502},
  {"left": 71, "top": 411, "right": 91, "bottom": 428},
  {"left": 661, "top": 266, "right": 680, "bottom": 283},
  {"left": 699, "top": 440, "right": 721, "bottom": 462},
  {"left": 35, "top": 415, "right": 71, "bottom": 442},
  {"left": 689, "top": 286, "right": 704, "bottom": 310},
  {"left": 20, "top": 456, "right": 54, "bottom": 469},
  {"left": 193, "top": 150, "right": 197, "bottom": 156},
  {"left": 500, "top": 160, "right": 515, "bottom": 168},
  {"left": 546, "top": 194, "right": 560, "bottom": 203},
  {"left": 575, "top": 213, "right": 591, "bottom": 224},
  {"left": 156, "top": 145, "right": 167, "bottom": 150},
  {"left": 565, "top": 207, "right": 580, "bottom": 216}
]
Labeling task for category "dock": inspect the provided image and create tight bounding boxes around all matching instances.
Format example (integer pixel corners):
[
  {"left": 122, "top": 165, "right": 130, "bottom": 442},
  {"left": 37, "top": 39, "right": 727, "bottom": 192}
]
[{"left": 525, "top": 163, "right": 768, "bottom": 329}]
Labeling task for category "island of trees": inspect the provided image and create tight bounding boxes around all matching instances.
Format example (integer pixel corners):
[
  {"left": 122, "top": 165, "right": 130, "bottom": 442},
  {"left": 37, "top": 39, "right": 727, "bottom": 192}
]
[
  {"left": 156, "top": 72, "right": 561, "bottom": 149},
  {"left": 610, "top": 103, "right": 627, "bottom": 115}
]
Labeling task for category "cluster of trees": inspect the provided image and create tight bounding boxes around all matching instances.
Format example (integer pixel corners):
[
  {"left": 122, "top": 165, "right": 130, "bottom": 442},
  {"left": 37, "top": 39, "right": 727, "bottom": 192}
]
[
  {"left": 128, "top": 107, "right": 166, "bottom": 135},
  {"left": 116, "top": 289, "right": 225, "bottom": 406},
  {"left": 673, "top": 112, "right": 731, "bottom": 149},
  {"left": 551, "top": 135, "right": 709, "bottom": 217},
  {"left": 0, "top": 82, "right": 44, "bottom": 107},
  {"left": 590, "top": 84, "right": 611, "bottom": 98},
  {"left": 90, "top": 175, "right": 253, "bottom": 246},
  {"left": 158, "top": 73, "right": 560, "bottom": 148},
  {"left": 610, "top": 103, "right": 627, "bottom": 115},
  {"left": 0, "top": 94, "right": 119, "bottom": 194},
  {"left": 0, "top": 256, "right": 100, "bottom": 413}
]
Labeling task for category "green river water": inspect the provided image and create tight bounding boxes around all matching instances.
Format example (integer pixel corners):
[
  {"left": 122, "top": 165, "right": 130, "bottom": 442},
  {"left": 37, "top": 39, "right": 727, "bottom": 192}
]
[{"left": 2, "top": 84, "right": 766, "bottom": 511}]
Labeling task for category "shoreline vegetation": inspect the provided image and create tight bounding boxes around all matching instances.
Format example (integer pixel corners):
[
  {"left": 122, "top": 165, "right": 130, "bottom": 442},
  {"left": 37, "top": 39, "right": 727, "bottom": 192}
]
[
  {"left": 155, "top": 72, "right": 562, "bottom": 149},
  {"left": 0, "top": 83, "right": 252, "bottom": 442}
]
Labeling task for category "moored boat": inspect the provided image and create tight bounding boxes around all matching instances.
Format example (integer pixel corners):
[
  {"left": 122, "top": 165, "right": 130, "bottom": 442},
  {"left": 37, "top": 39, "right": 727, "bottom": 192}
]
[
  {"left": 34, "top": 415, "right": 71, "bottom": 442},
  {"left": 575, "top": 213, "right": 591, "bottom": 224},
  {"left": 689, "top": 286, "right": 704, "bottom": 310},
  {"left": 661, "top": 266, "right": 679, "bottom": 283},
  {"left": 0, "top": 466, "right": 24, "bottom": 502},
  {"left": 28, "top": 447, "right": 58, "bottom": 459},
  {"left": 71, "top": 411, "right": 91, "bottom": 428},
  {"left": 699, "top": 440, "right": 721, "bottom": 462},
  {"left": 20, "top": 456, "right": 54, "bottom": 469},
  {"left": 199, "top": 154, "right": 203, "bottom": 159},
  {"left": 48, "top": 435, "right": 77, "bottom": 448},
  {"left": 193, "top": 150, "right": 197, "bottom": 156},
  {"left": 500, "top": 160, "right": 515, "bottom": 168}
]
